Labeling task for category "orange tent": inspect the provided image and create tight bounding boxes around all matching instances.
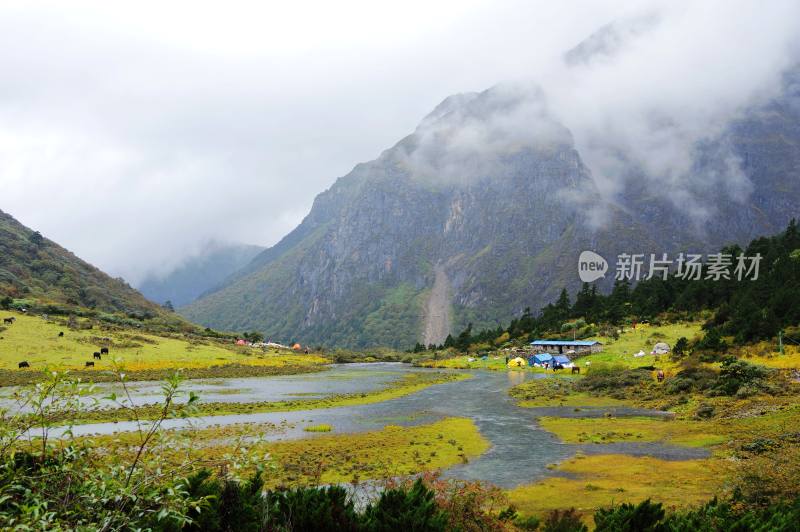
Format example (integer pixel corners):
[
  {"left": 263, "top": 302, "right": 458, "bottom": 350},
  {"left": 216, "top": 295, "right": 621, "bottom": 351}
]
[{"left": 292, "top": 343, "right": 302, "bottom": 350}]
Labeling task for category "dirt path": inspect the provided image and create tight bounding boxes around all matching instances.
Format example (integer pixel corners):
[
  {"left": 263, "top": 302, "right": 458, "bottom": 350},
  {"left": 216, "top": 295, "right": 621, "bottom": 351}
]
[{"left": 423, "top": 264, "right": 451, "bottom": 346}]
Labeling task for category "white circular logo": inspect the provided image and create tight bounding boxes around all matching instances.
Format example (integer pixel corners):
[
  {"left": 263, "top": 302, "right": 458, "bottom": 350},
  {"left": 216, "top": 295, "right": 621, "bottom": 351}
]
[{"left": 578, "top": 251, "right": 608, "bottom": 282}]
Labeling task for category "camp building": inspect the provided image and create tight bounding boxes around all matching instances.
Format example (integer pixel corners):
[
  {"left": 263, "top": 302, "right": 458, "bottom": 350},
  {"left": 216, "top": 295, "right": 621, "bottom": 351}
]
[{"left": 529, "top": 339, "right": 603, "bottom": 355}]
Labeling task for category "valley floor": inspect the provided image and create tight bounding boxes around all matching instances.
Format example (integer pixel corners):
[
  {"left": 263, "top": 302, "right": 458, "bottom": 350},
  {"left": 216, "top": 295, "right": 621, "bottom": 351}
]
[{"left": 6, "top": 318, "right": 800, "bottom": 529}]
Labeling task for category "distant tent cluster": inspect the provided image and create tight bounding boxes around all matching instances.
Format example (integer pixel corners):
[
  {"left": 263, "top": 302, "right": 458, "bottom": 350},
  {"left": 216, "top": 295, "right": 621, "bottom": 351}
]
[
  {"left": 527, "top": 352, "right": 573, "bottom": 368},
  {"left": 517, "top": 339, "right": 603, "bottom": 369},
  {"left": 233, "top": 338, "right": 307, "bottom": 352}
]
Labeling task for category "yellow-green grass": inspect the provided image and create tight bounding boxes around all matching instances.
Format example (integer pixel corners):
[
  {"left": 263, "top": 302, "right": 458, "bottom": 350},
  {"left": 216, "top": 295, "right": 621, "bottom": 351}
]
[
  {"left": 510, "top": 375, "right": 628, "bottom": 408},
  {"left": 537, "top": 416, "right": 728, "bottom": 447},
  {"left": 304, "top": 424, "right": 333, "bottom": 432},
  {"left": 54, "top": 371, "right": 471, "bottom": 425},
  {"left": 581, "top": 322, "right": 703, "bottom": 371},
  {"left": 517, "top": 393, "right": 628, "bottom": 408},
  {"left": 507, "top": 454, "right": 724, "bottom": 522},
  {"left": 0, "top": 311, "right": 326, "bottom": 372},
  {"left": 85, "top": 417, "right": 489, "bottom": 488},
  {"left": 263, "top": 417, "right": 489, "bottom": 486},
  {"left": 737, "top": 343, "right": 800, "bottom": 370},
  {"left": 418, "top": 356, "right": 543, "bottom": 372}
]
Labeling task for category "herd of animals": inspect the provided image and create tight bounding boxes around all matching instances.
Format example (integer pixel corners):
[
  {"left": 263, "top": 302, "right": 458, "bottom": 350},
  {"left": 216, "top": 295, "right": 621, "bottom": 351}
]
[{"left": 3, "top": 316, "right": 111, "bottom": 370}]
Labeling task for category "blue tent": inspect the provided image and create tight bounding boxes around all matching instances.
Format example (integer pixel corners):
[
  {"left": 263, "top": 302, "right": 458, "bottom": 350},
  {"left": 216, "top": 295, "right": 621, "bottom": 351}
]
[
  {"left": 532, "top": 353, "right": 553, "bottom": 365},
  {"left": 552, "top": 355, "right": 571, "bottom": 366}
]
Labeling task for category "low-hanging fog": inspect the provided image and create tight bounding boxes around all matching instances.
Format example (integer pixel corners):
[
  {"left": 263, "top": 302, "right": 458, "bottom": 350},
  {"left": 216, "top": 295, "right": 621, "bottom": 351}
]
[{"left": 1, "top": 0, "right": 798, "bottom": 285}]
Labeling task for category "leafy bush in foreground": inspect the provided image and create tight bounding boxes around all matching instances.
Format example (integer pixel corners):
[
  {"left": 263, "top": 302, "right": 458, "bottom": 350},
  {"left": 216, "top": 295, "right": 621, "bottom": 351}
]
[{"left": 592, "top": 497, "right": 800, "bottom": 532}]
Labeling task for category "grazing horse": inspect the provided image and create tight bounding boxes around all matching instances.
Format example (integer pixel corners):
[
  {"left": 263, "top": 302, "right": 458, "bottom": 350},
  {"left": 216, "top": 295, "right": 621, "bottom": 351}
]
[
  {"left": 58, "top": 331, "right": 64, "bottom": 337},
  {"left": 3, "top": 317, "right": 15, "bottom": 325},
  {"left": 85, "top": 361, "right": 94, "bottom": 367},
  {"left": 100, "top": 347, "right": 109, "bottom": 355},
  {"left": 18, "top": 361, "right": 30, "bottom": 368},
  {"left": 571, "top": 366, "right": 581, "bottom": 374},
  {"left": 553, "top": 363, "right": 564, "bottom": 371},
  {"left": 657, "top": 370, "right": 665, "bottom": 383},
  {"left": 93, "top": 352, "right": 102, "bottom": 360}
]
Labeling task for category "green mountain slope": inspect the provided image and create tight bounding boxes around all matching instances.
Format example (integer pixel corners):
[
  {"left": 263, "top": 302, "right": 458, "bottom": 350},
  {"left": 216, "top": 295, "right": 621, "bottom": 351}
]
[{"left": 0, "top": 209, "right": 163, "bottom": 317}]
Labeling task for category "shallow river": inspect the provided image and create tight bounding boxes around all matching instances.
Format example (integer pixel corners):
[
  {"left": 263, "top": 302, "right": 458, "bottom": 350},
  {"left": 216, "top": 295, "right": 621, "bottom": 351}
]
[{"left": 40, "top": 363, "right": 708, "bottom": 488}]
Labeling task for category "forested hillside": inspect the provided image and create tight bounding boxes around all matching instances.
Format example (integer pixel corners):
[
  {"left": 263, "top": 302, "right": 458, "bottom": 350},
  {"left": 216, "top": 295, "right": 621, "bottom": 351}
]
[
  {"left": 0, "top": 209, "right": 163, "bottom": 317},
  {"left": 436, "top": 220, "right": 800, "bottom": 352}
]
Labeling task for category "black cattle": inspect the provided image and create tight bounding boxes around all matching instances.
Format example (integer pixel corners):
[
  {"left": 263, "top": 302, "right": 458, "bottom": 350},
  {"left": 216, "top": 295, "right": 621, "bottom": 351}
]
[
  {"left": 93, "top": 352, "right": 102, "bottom": 360},
  {"left": 100, "top": 347, "right": 109, "bottom": 355},
  {"left": 85, "top": 361, "right": 94, "bottom": 367},
  {"left": 18, "top": 361, "right": 30, "bottom": 368},
  {"left": 3, "top": 317, "right": 15, "bottom": 325},
  {"left": 58, "top": 331, "right": 64, "bottom": 337},
  {"left": 553, "top": 363, "right": 564, "bottom": 371}
]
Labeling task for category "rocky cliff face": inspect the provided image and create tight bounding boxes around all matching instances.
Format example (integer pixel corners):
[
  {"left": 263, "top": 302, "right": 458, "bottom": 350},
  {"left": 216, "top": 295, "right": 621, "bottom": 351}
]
[{"left": 182, "top": 76, "right": 800, "bottom": 348}]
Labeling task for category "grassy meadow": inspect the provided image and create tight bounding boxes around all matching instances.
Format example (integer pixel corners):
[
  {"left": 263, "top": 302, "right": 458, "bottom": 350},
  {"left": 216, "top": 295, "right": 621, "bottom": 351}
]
[
  {"left": 0, "top": 310, "right": 327, "bottom": 381},
  {"left": 582, "top": 321, "right": 702, "bottom": 369},
  {"left": 507, "top": 454, "right": 724, "bottom": 521},
  {"left": 81, "top": 417, "right": 489, "bottom": 489}
]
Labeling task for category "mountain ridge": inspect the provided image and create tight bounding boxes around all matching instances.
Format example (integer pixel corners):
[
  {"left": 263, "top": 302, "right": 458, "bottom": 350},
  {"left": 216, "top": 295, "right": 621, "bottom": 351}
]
[{"left": 182, "top": 74, "right": 800, "bottom": 348}]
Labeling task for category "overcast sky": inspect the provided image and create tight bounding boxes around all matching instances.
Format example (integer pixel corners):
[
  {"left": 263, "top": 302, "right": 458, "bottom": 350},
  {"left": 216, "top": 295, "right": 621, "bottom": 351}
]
[{"left": 1, "top": 0, "right": 798, "bottom": 285}]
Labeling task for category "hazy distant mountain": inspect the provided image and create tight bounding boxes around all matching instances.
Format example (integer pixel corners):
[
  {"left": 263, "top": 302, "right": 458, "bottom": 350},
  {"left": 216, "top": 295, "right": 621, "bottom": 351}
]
[
  {"left": 138, "top": 242, "right": 264, "bottom": 307},
  {"left": 0, "top": 208, "right": 162, "bottom": 316},
  {"left": 182, "top": 71, "right": 800, "bottom": 349},
  {"left": 563, "top": 12, "right": 660, "bottom": 66}
]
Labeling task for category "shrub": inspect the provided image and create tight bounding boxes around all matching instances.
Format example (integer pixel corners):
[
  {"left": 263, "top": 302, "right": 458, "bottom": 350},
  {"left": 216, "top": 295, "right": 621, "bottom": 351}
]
[
  {"left": 593, "top": 499, "right": 665, "bottom": 531},
  {"left": 576, "top": 367, "right": 651, "bottom": 398},
  {"left": 672, "top": 337, "right": 689, "bottom": 358},
  {"left": 695, "top": 403, "right": 716, "bottom": 419},
  {"left": 541, "top": 508, "right": 587, "bottom": 532},
  {"left": 695, "top": 328, "right": 727, "bottom": 353},
  {"left": 711, "top": 357, "right": 770, "bottom": 396},
  {"left": 665, "top": 366, "right": 718, "bottom": 394},
  {"left": 362, "top": 479, "right": 448, "bottom": 531},
  {"left": 270, "top": 485, "right": 360, "bottom": 532}
]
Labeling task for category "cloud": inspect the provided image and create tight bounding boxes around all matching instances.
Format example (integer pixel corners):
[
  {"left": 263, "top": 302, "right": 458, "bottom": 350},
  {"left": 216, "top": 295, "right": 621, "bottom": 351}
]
[
  {"left": 547, "top": 1, "right": 800, "bottom": 225},
  {"left": 0, "top": 0, "right": 797, "bottom": 284},
  {"left": 390, "top": 1, "right": 800, "bottom": 231},
  {"left": 395, "top": 82, "right": 575, "bottom": 185}
]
